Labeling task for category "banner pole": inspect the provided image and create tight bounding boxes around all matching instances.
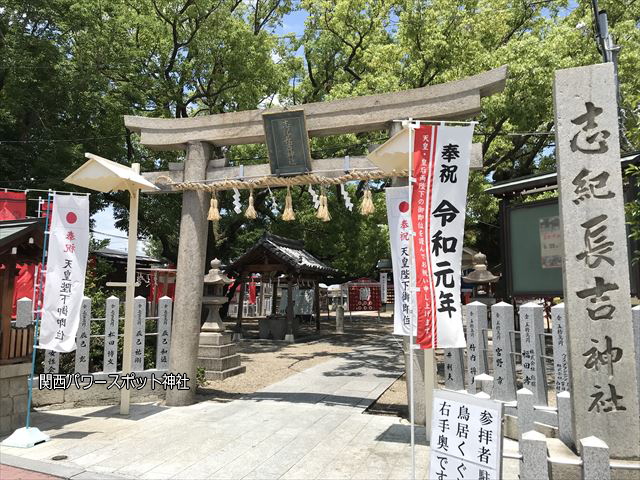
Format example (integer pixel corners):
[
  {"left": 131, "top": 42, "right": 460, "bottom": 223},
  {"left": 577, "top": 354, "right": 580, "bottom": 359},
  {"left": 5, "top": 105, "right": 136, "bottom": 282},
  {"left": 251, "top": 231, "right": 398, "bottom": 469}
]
[
  {"left": 407, "top": 121, "right": 416, "bottom": 480},
  {"left": 26, "top": 190, "right": 53, "bottom": 429}
]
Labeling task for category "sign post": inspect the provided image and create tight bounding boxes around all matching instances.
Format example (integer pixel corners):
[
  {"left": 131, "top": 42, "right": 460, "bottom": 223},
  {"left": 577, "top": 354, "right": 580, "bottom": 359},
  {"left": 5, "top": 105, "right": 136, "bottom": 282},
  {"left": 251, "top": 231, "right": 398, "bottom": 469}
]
[{"left": 63, "top": 153, "right": 158, "bottom": 416}]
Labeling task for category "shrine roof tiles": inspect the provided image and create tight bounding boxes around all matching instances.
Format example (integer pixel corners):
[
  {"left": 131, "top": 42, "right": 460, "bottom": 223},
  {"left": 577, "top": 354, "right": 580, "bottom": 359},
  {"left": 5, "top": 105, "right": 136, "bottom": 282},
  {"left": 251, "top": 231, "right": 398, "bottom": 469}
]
[{"left": 226, "top": 233, "right": 338, "bottom": 277}]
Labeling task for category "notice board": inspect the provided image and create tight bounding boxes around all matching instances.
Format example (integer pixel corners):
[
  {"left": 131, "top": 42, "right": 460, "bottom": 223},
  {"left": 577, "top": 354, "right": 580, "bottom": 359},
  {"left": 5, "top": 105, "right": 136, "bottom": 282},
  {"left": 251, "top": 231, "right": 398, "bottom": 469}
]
[
  {"left": 506, "top": 197, "right": 639, "bottom": 297},
  {"left": 507, "top": 199, "right": 563, "bottom": 296}
]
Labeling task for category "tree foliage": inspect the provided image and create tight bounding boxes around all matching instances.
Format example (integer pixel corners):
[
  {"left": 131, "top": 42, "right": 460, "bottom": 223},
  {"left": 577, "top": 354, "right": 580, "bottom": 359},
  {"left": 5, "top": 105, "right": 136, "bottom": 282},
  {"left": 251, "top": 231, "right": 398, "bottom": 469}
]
[{"left": 1, "top": 0, "right": 638, "bottom": 275}]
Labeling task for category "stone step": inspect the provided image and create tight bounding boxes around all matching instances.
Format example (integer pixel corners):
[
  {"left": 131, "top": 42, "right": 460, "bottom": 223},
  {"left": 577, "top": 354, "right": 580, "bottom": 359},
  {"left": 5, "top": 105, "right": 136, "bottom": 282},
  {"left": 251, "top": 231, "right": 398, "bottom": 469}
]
[
  {"left": 197, "top": 354, "right": 241, "bottom": 371},
  {"left": 198, "top": 344, "right": 237, "bottom": 358},
  {"left": 198, "top": 332, "right": 233, "bottom": 346},
  {"left": 204, "top": 365, "right": 246, "bottom": 381}
]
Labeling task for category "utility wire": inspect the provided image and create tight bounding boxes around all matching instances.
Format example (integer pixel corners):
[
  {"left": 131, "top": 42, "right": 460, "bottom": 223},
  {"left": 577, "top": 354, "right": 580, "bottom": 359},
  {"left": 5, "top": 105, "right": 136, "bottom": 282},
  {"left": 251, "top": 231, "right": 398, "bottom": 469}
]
[
  {"left": 91, "top": 229, "right": 129, "bottom": 239},
  {"left": 0, "top": 131, "right": 555, "bottom": 145}
]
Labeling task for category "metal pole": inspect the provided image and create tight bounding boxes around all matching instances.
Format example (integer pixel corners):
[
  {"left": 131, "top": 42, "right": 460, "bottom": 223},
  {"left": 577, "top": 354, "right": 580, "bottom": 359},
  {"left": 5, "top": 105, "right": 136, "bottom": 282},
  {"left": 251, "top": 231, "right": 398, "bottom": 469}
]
[
  {"left": 120, "top": 163, "right": 140, "bottom": 415},
  {"left": 407, "top": 121, "right": 416, "bottom": 480},
  {"left": 26, "top": 190, "right": 53, "bottom": 429},
  {"left": 590, "top": 0, "right": 626, "bottom": 147}
]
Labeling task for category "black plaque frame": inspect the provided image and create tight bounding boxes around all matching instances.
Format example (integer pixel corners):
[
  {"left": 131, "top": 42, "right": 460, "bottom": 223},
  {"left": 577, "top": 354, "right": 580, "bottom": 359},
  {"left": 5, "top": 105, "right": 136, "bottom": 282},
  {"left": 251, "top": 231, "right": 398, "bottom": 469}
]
[{"left": 262, "top": 110, "right": 313, "bottom": 176}]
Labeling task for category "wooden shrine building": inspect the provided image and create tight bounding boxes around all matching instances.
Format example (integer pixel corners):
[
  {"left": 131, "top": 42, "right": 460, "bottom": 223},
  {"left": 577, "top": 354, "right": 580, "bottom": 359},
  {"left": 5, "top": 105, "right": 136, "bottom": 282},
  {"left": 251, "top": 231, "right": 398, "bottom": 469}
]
[
  {"left": 225, "top": 233, "right": 338, "bottom": 341},
  {"left": 0, "top": 218, "right": 45, "bottom": 363}
]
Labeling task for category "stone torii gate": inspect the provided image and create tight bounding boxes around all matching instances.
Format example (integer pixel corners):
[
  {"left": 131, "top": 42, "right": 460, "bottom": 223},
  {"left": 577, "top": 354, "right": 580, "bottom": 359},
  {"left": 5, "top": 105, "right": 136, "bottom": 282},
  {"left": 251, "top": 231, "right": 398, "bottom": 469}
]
[{"left": 125, "top": 66, "right": 507, "bottom": 406}]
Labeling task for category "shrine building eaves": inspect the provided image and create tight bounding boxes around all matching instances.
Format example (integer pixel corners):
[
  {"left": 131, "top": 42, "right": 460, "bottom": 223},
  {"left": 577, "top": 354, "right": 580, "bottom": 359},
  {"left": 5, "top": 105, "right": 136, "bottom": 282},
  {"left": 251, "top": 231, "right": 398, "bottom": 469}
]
[
  {"left": 486, "top": 151, "right": 639, "bottom": 197},
  {"left": 125, "top": 66, "right": 507, "bottom": 151}
]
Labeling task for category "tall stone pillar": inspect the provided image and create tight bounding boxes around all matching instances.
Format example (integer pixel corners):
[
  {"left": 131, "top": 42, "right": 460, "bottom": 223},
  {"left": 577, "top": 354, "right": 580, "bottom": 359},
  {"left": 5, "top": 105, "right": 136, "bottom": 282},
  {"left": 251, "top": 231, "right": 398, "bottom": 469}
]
[{"left": 166, "top": 141, "right": 210, "bottom": 406}]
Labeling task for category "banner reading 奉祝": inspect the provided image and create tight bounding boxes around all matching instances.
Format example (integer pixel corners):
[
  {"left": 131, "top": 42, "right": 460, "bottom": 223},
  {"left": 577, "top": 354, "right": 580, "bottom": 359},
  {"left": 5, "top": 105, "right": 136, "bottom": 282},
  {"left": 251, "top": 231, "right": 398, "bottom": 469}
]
[
  {"left": 413, "top": 125, "right": 472, "bottom": 349},
  {"left": 386, "top": 125, "right": 473, "bottom": 348},
  {"left": 39, "top": 194, "right": 89, "bottom": 353},
  {"left": 385, "top": 186, "right": 415, "bottom": 336}
]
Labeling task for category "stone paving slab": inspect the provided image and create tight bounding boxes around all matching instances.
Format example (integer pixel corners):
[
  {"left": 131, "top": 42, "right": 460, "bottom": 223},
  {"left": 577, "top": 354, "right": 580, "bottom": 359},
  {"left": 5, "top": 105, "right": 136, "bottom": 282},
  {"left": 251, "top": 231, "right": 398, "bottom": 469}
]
[{"left": 0, "top": 336, "right": 521, "bottom": 479}]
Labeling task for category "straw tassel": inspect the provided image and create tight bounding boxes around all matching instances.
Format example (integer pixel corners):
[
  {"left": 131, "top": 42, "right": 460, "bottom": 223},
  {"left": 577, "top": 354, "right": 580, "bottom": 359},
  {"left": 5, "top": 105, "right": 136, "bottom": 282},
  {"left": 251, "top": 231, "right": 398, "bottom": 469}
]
[
  {"left": 283, "top": 186, "right": 295, "bottom": 221},
  {"left": 359, "top": 188, "right": 375, "bottom": 215},
  {"left": 316, "top": 188, "right": 331, "bottom": 222},
  {"left": 208, "top": 193, "right": 221, "bottom": 221},
  {"left": 245, "top": 189, "right": 257, "bottom": 219}
]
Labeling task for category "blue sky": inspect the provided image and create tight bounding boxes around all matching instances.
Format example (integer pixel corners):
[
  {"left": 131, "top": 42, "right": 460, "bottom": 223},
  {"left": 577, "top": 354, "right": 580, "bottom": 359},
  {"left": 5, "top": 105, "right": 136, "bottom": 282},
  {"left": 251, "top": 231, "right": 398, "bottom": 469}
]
[{"left": 276, "top": 8, "right": 308, "bottom": 37}]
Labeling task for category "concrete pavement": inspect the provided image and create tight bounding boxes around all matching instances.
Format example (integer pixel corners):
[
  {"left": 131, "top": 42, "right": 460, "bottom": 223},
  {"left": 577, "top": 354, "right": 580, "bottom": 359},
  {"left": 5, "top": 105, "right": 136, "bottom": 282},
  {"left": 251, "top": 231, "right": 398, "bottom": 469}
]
[
  {"left": 1, "top": 335, "right": 522, "bottom": 479},
  {"left": 1, "top": 336, "right": 438, "bottom": 479}
]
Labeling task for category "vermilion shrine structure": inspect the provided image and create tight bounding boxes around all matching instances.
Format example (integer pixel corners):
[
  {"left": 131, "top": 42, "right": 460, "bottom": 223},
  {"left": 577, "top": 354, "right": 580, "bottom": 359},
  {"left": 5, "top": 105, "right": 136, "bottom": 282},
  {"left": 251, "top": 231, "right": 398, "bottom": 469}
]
[{"left": 125, "top": 66, "right": 508, "bottom": 406}]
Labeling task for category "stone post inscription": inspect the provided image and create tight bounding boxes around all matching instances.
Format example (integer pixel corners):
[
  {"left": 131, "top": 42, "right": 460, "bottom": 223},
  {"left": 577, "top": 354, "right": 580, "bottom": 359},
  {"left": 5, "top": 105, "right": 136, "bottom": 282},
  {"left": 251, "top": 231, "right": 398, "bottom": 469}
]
[
  {"left": 519, "top": 303, "right": 547, "bottom": 405},
  {"left": 554, "top": 62, "right": 640, "bottom": 458},
  {"left": 156, "top": 296, "right": 172, "bottom": 371},
  {"left": 74, "top": 297, "right": 91, "bottom": 374},
  {"left": 551, "top": 303, "right": 569, "bottom": 393},
  {"left": 491, "top": 302, "right": 516, "bottom": 401},
  {"left": 464, "top": 302, "right": 488, "bottom": 394},
  {"left": 104, "top": 296, "right": 119, "bottom": 373},
  {"left": 132, "top": 296, "right": 146, "bottom": 371},
  {"left": 443, "top": 348, "right": 465, "bottom": 391}
]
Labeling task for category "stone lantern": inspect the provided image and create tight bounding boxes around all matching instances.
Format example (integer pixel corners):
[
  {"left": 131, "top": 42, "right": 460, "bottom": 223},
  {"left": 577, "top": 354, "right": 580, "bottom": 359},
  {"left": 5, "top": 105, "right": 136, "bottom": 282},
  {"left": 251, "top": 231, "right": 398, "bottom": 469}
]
[
  {"left": 462, "top": 252, "right": 500, "bottom": 297},
  {"left": 201, "top": 258, "right": 233, "bottom": 332},
  {"left": 197, "top": 259, "right": 245, "bottom": 380}
]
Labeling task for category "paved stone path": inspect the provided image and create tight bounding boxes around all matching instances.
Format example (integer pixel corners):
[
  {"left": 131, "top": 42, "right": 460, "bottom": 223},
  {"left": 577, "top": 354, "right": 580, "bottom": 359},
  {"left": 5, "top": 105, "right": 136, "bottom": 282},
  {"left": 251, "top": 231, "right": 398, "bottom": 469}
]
[{"left": 1, "top": 336, "right": 441, "bottom": 479}]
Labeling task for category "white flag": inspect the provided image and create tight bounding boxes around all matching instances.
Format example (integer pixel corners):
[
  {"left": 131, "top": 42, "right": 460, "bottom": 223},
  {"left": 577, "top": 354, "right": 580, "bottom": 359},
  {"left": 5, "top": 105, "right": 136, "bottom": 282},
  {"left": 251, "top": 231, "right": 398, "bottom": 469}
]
[
  {"left": 39, "top": 194, "right": 89, "bottom": 352},
  {"left": 412, "top": 125, "right": 472, "bottom": 349},
  {"left": 385, "top": 186, "right": 416, "bottom": 336}
]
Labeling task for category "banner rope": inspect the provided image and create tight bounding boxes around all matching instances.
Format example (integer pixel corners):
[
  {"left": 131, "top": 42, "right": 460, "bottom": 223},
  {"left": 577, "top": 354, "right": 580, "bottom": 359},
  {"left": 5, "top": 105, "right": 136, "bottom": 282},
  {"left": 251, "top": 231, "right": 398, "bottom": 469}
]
[{"left": 153, "top": 168, "right": 409, "bottom": 192}]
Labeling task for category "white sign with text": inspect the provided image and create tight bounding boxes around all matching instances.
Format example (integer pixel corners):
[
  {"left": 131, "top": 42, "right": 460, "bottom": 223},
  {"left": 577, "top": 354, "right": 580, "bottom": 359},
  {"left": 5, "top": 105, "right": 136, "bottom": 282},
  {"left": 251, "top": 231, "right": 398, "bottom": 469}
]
[{"left": 429, "top": 389, "right": 503, "bottom": 480}]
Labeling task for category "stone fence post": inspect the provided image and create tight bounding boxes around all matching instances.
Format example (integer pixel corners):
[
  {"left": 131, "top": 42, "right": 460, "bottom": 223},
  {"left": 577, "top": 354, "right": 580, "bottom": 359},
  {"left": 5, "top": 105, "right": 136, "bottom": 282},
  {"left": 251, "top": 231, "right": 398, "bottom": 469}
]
[
  {"left": 518, "top": 303, "right": 547, "bottom": 405},
  {"left": 443, "top": 348, "right": 465, "bottom": 391},
  {"left": 132, "top": 296, "right": 146, "bottom": 371},
  {"left": 156, "top": 297, "right": 173, "bottom": 370},
  {"left": 550, "top": 303, "right": 569, "bottom": 393},
  {"left": 104, "top": 296, "right": 119, "bottom": 373},
  {"left": 491, "top": 302, "right": 516, "bottom": 401},
  {"left": 74, "top": 297, "right": 91, "bottom": 374},
  {"left": 580, "top": 436, "right": 610, "bottom": 480},
  {"left": 16, "top": 298, "right": 33, "bottom": 327},
  {"left": 520, "top": 431, "right": 550, "bottom": 480},
  {"left": 465, "top": 302, "right": 488, "bottom": 394}
]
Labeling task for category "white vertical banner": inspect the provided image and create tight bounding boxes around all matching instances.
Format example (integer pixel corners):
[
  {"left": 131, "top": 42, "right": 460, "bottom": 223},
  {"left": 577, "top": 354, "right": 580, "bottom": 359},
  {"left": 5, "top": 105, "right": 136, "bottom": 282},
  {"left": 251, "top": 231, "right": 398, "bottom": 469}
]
[
  {"left": 416, "top": 124, "right": 473, "bottom": 348},
  {"left": 385, "top": 186, "right": 416, "bottom": 336},
  {"left": 39, "top": 194, "right": 89, "bottom": 352}
]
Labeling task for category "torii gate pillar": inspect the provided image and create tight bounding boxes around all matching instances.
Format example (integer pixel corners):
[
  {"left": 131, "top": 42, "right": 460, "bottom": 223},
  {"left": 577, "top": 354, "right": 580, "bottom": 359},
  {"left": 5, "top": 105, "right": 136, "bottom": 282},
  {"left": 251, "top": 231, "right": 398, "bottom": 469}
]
[{"left": 166, "top": 141, "right": 210, "bottom": 406}]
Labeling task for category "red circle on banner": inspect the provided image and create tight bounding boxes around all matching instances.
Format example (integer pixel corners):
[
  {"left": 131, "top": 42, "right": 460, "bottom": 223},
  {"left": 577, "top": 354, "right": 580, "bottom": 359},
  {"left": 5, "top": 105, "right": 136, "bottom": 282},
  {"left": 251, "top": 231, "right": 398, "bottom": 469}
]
[
  {"left": 66, "top": 212, "right": 77, "bottom": 224},
  {"left": 399, "top": 201, "right": 409, "bottom": 213}
]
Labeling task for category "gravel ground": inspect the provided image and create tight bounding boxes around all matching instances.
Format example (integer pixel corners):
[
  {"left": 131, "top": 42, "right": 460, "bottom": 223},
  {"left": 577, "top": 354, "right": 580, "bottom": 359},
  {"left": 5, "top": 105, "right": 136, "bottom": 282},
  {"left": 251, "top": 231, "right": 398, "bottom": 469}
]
[
  {"left": 197, "top": 311, "right": 400, "bottom": 403},
  {"left": 197, "top": 309, "right": 561, "bottom": 415}
]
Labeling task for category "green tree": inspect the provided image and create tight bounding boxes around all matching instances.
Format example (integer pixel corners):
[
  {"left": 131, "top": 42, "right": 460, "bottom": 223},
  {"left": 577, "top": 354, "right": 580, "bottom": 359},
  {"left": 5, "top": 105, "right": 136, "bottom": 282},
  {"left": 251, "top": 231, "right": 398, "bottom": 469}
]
[{"left": 2, "top": 0, "right": 638, "bottom": 273}]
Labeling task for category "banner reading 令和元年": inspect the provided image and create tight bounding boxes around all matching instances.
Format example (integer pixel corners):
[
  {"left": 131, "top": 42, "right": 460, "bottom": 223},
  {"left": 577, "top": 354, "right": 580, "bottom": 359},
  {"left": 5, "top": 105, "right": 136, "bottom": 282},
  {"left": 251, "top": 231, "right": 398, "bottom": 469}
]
[{"left": 385, "top": 125, "right": 472, "bottom": 348}]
